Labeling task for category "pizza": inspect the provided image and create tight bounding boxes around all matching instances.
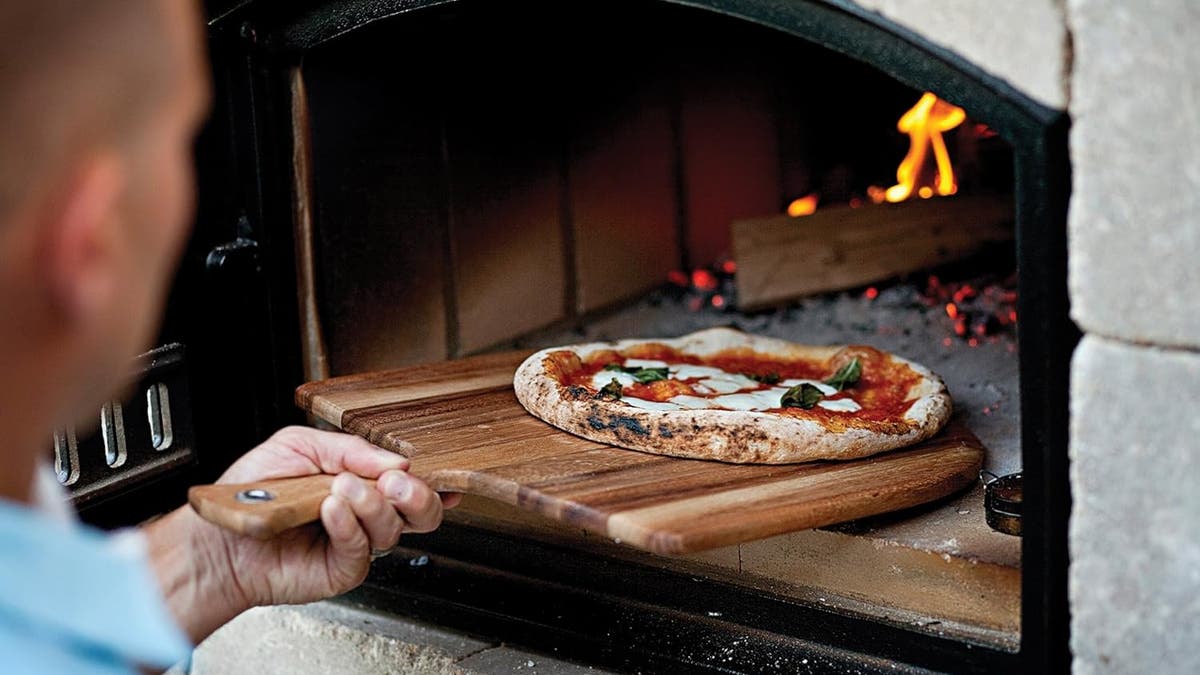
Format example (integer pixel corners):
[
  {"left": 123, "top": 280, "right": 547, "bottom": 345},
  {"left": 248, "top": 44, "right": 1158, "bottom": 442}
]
[{"left": 513, "top": 327, "right": 952, "bottom": 464}]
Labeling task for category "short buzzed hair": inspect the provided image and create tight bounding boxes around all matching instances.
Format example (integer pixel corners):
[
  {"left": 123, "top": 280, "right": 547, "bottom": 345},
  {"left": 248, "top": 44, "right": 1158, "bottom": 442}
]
[{"left": 0, "top": 1, "right": 173, "bottom": 220}]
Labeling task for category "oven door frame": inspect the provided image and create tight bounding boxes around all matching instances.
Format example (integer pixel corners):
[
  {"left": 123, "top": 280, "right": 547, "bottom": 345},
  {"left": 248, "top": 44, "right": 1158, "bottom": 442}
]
[{"left": 197, "top": 0, "right": 1074, "bottom": 670}]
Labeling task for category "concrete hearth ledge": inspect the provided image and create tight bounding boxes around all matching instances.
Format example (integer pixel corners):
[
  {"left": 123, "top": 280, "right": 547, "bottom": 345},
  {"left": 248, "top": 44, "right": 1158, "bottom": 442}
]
[
  {"left": 1070, "top": 336, "right": 1200, "bottom": 674},
  {"left": 841, "top": 0, "right": 1067, "bottom": 109},
  {"left": 189, "top": 602, "right": 610, "bottom": 675}
]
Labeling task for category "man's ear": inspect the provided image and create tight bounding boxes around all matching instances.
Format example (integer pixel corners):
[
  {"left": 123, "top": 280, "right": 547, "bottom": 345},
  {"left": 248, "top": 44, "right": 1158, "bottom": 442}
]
[{"left": 39, "top": 152, "right": 126, "bottom": 325}]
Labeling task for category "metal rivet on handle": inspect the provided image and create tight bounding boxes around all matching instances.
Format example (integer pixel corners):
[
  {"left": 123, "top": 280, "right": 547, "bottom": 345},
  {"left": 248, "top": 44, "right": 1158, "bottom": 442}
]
[{"left": 236, "top": 489, "right": 275, "bottom": 503}]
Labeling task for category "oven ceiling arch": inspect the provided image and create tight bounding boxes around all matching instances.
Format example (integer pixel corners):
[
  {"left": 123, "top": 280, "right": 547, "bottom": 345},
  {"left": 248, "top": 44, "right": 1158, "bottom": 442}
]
[{"left": 215, "top": 0, "right": 1061, "bottom": 142}]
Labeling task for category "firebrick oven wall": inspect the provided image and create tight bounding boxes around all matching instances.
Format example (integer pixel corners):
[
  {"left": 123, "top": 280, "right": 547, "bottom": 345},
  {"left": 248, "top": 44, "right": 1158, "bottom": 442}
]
[{"left": 300, "top": 5, "right": 932, "bottom": 375}]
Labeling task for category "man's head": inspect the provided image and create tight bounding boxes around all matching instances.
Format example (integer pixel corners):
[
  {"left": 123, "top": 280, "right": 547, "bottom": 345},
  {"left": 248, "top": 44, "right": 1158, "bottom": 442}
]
[{"left": 0, "top": 1, "right": 209, "bottom": 432}]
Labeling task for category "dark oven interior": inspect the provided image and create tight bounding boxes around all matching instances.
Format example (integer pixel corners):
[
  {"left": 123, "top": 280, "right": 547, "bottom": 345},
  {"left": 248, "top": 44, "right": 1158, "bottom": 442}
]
[{"left": 67, "top": 0, "right": 1072, "bottom": 672}]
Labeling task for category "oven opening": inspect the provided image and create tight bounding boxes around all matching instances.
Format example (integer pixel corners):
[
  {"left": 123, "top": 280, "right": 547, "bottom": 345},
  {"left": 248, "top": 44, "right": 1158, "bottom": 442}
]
[{"left": 295, "top": 0, "right": 1023, "bottom": 657}]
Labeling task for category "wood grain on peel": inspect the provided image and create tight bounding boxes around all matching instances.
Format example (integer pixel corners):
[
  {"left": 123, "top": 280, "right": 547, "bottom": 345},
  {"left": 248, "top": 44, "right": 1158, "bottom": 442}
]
[{"left": 296, "top": 352, "right": 983, "bottom": 555}]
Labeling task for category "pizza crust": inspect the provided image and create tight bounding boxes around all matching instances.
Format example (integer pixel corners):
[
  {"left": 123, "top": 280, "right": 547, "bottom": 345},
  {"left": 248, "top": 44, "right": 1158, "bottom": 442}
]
[{"left": 514, "top": 327, "right": 952, "bottom": 464}]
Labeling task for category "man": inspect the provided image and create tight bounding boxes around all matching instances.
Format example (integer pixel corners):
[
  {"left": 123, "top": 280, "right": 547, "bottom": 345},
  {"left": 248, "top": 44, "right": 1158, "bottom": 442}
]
[{"left": 0, "top": 2, "right": 452, "bottom": 672}]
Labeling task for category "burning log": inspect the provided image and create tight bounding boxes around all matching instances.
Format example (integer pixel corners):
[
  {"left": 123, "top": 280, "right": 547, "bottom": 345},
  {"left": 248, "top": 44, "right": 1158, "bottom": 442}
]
[{"left": 731, "top": 194, "right": 1013, "bottom": 310}]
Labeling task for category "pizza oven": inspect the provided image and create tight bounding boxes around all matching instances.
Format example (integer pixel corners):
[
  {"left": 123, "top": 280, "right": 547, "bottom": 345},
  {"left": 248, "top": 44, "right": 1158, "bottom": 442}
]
[{"left": 63, "top": 0, "right": 1089, "bottom": 672}]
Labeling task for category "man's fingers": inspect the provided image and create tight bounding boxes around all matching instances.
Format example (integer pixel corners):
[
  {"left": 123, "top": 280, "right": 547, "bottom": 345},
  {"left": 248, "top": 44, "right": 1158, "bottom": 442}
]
[
  {"left": 331, "top": 473, "right": 403, "bottom": 552},
  {"left": 276, "top": 426, "right": 410, "bottom": 478},
  {"left": 440, "top": 492, "right": 464, "bottom": 510},
  {"left": 319, "top": 494, "right": 370, "bottom": 588},
  {"left": 379, "top": 470, "right": 444, "bottom": 534},
  {"left": 219, "top": 426, "right": 411, "bottom": 485}
]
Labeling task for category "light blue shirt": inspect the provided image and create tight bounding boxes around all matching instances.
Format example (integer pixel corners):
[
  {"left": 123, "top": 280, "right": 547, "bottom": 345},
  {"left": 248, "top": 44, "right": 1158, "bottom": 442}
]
[{"left": 0, "top": 498, "right": 193, "bottom": 674}]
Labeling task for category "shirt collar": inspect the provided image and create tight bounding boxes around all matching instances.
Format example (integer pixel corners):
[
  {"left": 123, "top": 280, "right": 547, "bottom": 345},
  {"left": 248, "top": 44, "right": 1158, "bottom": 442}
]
[{"left": 0, "top": 498, "right": 193, "bottom": 668}]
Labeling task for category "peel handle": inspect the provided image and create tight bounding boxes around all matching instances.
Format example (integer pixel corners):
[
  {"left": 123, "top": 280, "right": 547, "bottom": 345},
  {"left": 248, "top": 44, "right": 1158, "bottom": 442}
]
[{"left": 187, "top": 475, "right": 337, "bottom": 539}]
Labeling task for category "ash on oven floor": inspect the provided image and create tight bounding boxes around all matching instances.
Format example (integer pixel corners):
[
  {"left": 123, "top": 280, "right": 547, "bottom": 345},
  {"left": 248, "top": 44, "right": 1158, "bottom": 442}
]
[{"left": 186, "top": 601, "right": 612, "bottom": 675}]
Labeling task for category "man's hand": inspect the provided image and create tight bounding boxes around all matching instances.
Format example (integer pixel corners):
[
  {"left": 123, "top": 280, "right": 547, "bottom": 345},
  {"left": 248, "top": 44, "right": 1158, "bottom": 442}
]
[{"left": 144, "top": 426, "right": 457, "bottom": 644}]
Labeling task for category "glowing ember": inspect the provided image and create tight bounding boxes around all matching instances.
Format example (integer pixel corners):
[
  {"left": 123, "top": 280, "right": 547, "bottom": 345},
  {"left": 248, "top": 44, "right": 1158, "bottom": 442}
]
[
  {"left": 864, "top": 286, "right": 879, "bottom": 300},
  {"left": 691, "top": 269, "right": 719, "bottom": 291},
  {"left": 973, "top": 123, "right": 998, "bottom": 139},
  {"left": 670, "top": 261, "right": 737, "bottom": 312},
  {"left": 871, "top": 92, "right": 966, "bottom": 204},
  {"left": 920, "top": 272, "right": 1018, "bottom": 345},
  {"left": 786, "top": 193, "right": 819, "bottom": 217}
]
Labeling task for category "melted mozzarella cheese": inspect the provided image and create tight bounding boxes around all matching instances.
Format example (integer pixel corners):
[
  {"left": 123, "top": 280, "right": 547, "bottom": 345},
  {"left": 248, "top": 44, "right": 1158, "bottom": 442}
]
[
  {"left": 780, "top": 379, "right": 838, "bottom": 396},
  {"left": 625, "top": 358, "right": 669, "bottom": 368},
  {"left": 591, "top": 371, "right": 637, "bottom": 390},
  {"left": 669, "top": 364, "right": 728, "bottom": 380},
  {"left": 817, "top": 398, "right": 862, "bottom": 412},
  {"left": 698, "top": 378, "right": 745, "bottom": 394},
  {"left": 711, "top": 389, "right": 791, "bottom": 411},
  {"left": 668, "top": 395, "right": 719, "bottom": 409},
  {"left": 621, "top": 397, "right": 682, "bottom": 411},
  {"left": 697, "top": 374, "right": 760, "bottom": 394}
]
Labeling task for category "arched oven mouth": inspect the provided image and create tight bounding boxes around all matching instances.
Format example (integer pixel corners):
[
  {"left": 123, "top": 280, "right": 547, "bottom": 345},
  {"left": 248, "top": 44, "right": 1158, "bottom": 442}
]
[{"left": 66, "top": 1, "right": 1073, "bottom": 672}]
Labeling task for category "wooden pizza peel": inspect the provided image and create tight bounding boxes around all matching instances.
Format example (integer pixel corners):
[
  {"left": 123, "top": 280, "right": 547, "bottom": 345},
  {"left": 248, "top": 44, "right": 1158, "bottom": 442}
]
[{"left": 189, "top": 351, "right": 983, "bottom": 555}]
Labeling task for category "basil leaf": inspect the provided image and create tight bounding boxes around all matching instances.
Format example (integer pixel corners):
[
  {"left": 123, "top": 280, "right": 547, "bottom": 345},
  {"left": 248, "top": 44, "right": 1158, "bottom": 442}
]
[
  {"left": 632, "top": 367, "right": 668, "bottom": 383},
  {"left": 745, "top": 372, "right": 781, "bottom": 385},
  {"left": 603, "top": 363, "right": 668, "bottom": 383},
  {"left": 596, "top": 378, "right": 624, "bottom": 401},
  {"left": 822, "top": 357, "right": 862, "bottom": 391},
  {"left": 781, "top": 383, "right": 824, "bottom": 409}
]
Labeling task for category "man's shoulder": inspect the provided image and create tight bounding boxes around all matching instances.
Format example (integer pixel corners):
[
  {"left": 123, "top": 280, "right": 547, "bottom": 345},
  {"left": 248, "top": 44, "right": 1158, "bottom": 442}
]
[
  {"left": 0, "top": 620, "right": 142, "bottom": 675},
  {"left": 0, "top": 499, "right": 191, "bottom": 672}
]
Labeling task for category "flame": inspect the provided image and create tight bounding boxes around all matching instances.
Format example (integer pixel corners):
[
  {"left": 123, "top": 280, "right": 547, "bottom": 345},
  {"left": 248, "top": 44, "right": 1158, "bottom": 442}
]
[
  {"left": 875, "top": 92, "right": 966, "bottom": 203},
  {"left": 786, "top": 193, "right": 819, "bottom": 217}
]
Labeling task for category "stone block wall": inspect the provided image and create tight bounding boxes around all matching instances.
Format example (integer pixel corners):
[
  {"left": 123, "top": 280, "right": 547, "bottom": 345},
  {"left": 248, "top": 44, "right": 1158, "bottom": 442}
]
[
  {"left": 1066, "top": 0, "right": 1200, "bottom": 672},
  {"left": 848, "top": 0, "right": 1067, "bottom": 109}
]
